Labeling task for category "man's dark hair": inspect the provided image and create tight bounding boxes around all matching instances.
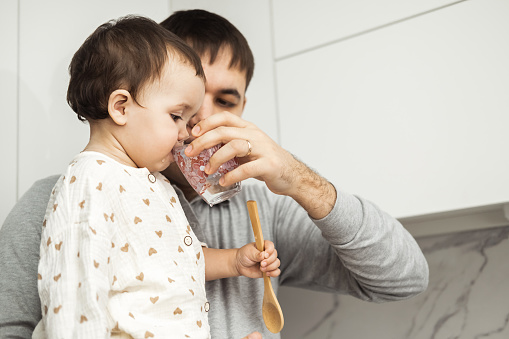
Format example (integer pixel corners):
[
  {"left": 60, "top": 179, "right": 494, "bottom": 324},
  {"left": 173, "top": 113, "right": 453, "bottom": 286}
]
[
  {"left": 160, "top": 9, "right": 255, "bottom": 90},
  {"left": 67, "top": 15, "right": 205, "bottom": 122}
]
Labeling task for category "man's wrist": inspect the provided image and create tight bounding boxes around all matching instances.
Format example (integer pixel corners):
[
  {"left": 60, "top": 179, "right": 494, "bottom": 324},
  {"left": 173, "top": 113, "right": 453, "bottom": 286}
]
[{"left": 289, "top": 160, "right": 337, "bottom": 220}]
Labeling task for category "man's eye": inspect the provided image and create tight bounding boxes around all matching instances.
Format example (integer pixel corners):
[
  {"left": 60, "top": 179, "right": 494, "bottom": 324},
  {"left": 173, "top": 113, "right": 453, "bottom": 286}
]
[
  {"left": 216, "top": 98, "right": 235, "bottom": 108},
  {"left": 171, "top": 114, "right": 182, "bottom": 121}
]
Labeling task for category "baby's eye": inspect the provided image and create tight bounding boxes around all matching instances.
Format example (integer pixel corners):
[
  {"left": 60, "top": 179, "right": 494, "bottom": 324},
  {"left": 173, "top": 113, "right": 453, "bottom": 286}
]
[{"left": 171, "top": 114, "right": 182, "bottom": 121}]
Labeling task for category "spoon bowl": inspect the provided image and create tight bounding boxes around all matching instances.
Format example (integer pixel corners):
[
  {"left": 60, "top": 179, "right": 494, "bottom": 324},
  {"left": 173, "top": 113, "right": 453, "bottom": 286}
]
[{"left": 247, "top": 200, "right": 285, "bottom": 333}]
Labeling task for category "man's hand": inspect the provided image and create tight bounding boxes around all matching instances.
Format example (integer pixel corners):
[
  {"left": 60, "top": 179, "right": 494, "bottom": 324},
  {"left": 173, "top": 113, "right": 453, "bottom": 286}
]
[
  {"left": 235, "top": 240, "right": 280, "bottom": 279},
  {"left": 186, "top": 111, "right": 336, "bottom": 219},
  {"left": 185, "top": 112, "right": 296, "bottom": 195}
]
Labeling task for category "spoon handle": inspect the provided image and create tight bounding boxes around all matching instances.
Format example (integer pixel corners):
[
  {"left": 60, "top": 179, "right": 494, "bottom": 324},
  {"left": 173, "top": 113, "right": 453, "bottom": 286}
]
[
  {"left": 247, "top": 200, "right": 265, "bottom": 252},
  {"left": 247, "top": 201, "right": 272, "bottom": 288}
]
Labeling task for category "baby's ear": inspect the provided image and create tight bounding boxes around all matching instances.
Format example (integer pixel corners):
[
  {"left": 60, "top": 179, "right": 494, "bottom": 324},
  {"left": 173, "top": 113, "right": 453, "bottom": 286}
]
[{"left": 108, "top": 89, "right": 131, "bottom": 126}]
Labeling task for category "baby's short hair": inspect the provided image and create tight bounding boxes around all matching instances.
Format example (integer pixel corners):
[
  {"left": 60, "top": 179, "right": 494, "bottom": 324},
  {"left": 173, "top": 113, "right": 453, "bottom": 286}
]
[{"left": 67, "top": 15, "right": 205, "bottom": 122}]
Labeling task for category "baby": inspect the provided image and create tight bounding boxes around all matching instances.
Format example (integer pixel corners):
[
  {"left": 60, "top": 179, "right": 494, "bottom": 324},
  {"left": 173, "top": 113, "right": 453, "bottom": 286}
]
[{"left": 35, "top": 15, "right": 279, "bottom": 339}]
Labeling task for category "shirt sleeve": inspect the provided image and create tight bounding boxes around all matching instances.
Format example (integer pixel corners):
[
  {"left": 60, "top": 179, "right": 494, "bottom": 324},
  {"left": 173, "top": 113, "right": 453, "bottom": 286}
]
[
  {"left": 0, "top": 176, "right": 59, "bottom": 338},
  {"left": 38, "top": 173, "right": 115, "bottom": 339},
  {"left": 272, "top": 187, "right": 429, "bottom": 302}
]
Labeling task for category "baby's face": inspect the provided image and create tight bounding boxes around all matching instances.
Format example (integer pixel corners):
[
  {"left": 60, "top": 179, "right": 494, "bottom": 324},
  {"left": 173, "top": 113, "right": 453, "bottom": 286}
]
[{"left": 123, "top": 59, "right": 205, "bottom": 173}]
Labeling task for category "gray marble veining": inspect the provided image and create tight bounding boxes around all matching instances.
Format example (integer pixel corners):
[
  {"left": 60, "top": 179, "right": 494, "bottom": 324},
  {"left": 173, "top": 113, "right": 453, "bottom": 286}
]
[{"left": 279, "top": 226, "right": 509, "bottom": 339}]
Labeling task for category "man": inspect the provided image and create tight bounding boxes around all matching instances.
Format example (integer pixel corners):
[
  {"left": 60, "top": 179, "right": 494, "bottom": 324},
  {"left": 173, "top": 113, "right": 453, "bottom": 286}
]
[{"left": 0, "top": 9, "right": 429, "bottom": 339}]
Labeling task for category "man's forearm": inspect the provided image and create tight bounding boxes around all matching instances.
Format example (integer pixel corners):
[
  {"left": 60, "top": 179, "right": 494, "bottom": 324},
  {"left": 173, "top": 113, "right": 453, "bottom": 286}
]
[{"left": 287, "top": 158, "right": 337, "bottom": 220}]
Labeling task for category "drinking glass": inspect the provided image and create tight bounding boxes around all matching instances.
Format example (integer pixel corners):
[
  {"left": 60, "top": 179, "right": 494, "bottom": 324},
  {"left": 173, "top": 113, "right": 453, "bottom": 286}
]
[{"left": 172, "top": 144, "right": 241, "bottom": 206}]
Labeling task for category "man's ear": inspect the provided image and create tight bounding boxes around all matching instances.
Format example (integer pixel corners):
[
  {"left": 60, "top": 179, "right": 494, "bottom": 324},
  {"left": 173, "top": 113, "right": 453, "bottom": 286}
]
[{"left": 108, "top": 89, "right": 132, "bottom": 126}]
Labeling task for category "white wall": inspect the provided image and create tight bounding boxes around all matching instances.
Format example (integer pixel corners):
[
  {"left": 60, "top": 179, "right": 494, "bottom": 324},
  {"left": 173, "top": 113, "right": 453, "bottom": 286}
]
[{"left": 0, "top": 0, "right": 19, "bottom": 229}]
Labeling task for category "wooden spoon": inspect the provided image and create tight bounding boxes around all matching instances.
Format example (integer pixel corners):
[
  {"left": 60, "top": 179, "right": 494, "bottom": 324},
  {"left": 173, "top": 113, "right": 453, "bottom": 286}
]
[{"left": 247, "top": 200, "right": 284, "bottom": 333}]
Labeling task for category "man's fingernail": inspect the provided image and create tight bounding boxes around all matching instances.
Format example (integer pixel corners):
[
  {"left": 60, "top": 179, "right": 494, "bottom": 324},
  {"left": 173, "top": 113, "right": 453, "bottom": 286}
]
[
  {"left": 192, "top": 125, "right": 200, "bottom": 135},
  {"left": 185, "top": 144, "right": 193, "bottom": 155}
]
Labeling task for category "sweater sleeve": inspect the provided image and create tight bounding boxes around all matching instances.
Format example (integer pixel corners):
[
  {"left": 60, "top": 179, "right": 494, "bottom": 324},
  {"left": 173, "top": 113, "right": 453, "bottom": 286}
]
[
  {"left": 38, "top": 172, "right": 114, "bottom": 338},
  {"left": 275, "top": 187, "right": 429, "bottom": 302},
  {"left": 0, "top": 175, "right": 59, "bottom": 339}
]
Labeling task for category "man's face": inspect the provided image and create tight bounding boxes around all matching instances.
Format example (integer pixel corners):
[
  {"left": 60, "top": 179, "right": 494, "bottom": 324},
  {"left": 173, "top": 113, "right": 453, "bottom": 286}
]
[{"left": 186, "top": 49, "right": 248, "bottom": 140}]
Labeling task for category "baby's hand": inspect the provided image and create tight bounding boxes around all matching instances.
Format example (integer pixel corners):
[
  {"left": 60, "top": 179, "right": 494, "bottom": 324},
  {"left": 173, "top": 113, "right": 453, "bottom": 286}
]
[{"left": 236, "top": 240, "right": 280, "bottom": 279}]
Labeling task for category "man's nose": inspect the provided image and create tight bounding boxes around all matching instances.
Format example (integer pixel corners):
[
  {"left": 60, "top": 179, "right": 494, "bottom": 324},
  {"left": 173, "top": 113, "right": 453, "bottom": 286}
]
[
  {"left": 193, "top": 95, "right": 214, "bottom": 125},
  {"left": 186, "top": 95, "right": 214, "bottom": 142}
]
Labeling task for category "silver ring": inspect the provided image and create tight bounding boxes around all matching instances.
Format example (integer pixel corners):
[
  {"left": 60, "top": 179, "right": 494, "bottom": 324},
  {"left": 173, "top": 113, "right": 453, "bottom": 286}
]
[{"left": 244, "top": 140, "right": 252, "bottom": 157}]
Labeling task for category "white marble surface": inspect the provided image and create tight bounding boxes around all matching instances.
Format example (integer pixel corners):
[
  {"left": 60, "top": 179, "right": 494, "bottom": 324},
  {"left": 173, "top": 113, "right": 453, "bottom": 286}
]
[{"left": 279, "top": 226, "right": 509, "bottom": 338}]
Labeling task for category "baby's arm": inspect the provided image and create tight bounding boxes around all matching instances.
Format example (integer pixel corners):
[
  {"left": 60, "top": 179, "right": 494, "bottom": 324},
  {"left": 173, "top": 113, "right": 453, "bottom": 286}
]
[
  {"left": 38, "top": 176, "right": 114, "bottom": 338},
  {"left": 202, "top": 240, "right": 280, "bottom": 281}
]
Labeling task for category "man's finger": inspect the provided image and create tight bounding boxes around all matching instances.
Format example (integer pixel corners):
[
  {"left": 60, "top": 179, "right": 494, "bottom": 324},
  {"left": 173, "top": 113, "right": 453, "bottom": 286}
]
[
  {"left": 220, "top": 161, "right": 263, "bottom": 187},
  {"left": 186, "top": 126, "right": 247, "bottom": 157},
  {"left": 204, "top": 140, "right": 253, "bottom": 174},
  {"left": 192, "top": 111, "right": 248, "bottom": 137}
]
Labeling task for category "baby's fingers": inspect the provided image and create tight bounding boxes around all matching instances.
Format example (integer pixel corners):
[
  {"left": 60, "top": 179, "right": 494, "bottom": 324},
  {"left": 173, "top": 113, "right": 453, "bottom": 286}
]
[
  {"left": 261, "top": 245, "right": 280, "bottom": 276},
  {"left": 259, "top": 240, "right": 276, "bottom": 260},
  {"left": 261, "top": 245, "right": 278, "bottom": 264},
  {"left": 261, "top": 257, "right": 280, "bottom": 271},
  {"left": 265, "top": 266, "right": 281, "bottom": 277},
  {"left": 263, "top": 240, "right": 275, "bottom": 255}
]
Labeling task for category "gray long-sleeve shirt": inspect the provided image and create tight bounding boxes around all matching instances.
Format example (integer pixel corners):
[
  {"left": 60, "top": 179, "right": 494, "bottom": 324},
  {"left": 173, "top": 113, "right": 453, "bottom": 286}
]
[{"left": 0, "top": 175, "right": 428, "bottom": 338}]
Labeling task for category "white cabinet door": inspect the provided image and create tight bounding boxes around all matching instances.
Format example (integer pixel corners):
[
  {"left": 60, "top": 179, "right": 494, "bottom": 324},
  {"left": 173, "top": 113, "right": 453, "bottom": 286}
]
[
  {"left": 276, "top": 0, "right": 509, "bottom": 218},
  {"left": 272, "top": 0, "right": 463, "bottom": 59}
]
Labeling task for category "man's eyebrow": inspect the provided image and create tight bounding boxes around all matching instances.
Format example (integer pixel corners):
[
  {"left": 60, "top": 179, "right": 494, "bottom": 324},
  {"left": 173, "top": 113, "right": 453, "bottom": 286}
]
[{"left": 219, "top": 89, "right": 241, "bottom": 99}]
